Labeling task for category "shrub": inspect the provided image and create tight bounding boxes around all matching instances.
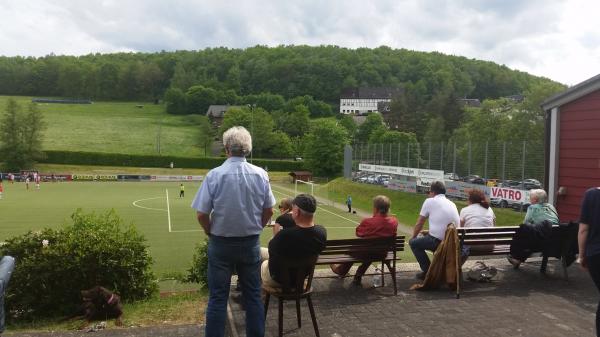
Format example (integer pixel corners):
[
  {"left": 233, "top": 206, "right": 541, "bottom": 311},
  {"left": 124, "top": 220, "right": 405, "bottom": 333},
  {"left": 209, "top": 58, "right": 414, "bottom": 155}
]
[
  {"left": 1, "top": 209, "right": 157, "bottom": 320},
  {"left": 185, "top": 239, "right": 208, "bottom": 287}
]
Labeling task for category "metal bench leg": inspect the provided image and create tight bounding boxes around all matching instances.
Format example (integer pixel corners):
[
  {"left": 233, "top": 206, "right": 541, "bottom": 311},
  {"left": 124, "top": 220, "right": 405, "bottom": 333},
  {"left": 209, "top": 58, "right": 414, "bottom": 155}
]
[
  {"left": 540, "top": 255, "right": 548, "bottom": 274},
  {"left": 264, "top": 292, "right": 270, "bottom": 318},
  {"left": 296, "top": 298, "right": 302, "bottom": 328},
  {"left": 278, "top": 298, "right": 284, "bottom": 337},
  {"left": 384, "top": 261, "right": 397, "bottom": 295},
  {"left": 306, "top": 295, "right": 320, "bottom": 337}
]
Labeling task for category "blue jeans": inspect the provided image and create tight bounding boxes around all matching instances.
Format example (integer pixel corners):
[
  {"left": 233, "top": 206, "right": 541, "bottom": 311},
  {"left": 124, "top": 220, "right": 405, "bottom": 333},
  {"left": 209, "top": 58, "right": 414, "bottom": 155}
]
[
  {"left": 0, "top": 256, "right": 15, "bottom": 333},
  {"left": 205, "top": 235, "right": 264, "bottom": 337},
  {"left": 409, "top": 235, "right": 441, "bottom": 272}
]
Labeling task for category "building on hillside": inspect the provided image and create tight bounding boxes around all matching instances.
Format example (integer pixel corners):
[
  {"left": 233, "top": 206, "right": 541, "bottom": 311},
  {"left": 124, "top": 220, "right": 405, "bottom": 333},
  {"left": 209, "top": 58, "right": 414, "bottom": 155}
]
[
  {"left": 339, "top": 87, "right": 402, "bottom": 114},
  {"left": 206, "top": 105, "right": 240, "bottom": 128},
  {"left": 456, "top": 98, "right": 481, "bottom": 108},
  {"left": 541, "top": 74, "right": 600, "bottom": 222}
]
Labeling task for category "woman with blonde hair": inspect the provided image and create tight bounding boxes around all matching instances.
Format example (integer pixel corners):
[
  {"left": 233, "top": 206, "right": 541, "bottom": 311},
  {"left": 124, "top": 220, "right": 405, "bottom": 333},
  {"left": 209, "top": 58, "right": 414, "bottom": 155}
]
[{"left": 272, "top": 197, "right": 295, "bottom": 235}]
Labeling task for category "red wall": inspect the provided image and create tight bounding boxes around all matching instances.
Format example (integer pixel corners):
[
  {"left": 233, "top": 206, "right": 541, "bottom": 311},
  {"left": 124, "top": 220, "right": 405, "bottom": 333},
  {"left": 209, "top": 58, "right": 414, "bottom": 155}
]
[{"left": 557, "top": 90, "right": 600, "bottom": 222}]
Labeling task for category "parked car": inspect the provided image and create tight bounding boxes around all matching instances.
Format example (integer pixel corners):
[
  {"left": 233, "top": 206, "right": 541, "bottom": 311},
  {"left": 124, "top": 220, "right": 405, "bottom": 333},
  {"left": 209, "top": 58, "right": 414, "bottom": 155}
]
[
  {"left": 377, "top": 175, "right": 391, "bottom": 185},
  {"left": 462, "top": 175, "right": 485, "bottom": 185},
  {"left": 444, "top": 172, "right": 460, "bottom": 181}
]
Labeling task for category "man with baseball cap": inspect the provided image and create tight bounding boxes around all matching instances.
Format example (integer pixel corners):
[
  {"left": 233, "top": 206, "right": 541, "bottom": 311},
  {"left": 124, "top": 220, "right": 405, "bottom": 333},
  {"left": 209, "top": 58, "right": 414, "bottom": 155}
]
[{"left": 262, "top": 194, "right": 327, "bottom": 288}]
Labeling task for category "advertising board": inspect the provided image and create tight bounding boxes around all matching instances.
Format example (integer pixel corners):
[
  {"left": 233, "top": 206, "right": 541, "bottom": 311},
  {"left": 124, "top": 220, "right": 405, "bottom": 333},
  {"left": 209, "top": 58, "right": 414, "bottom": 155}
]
[
  {"left": 358, "top": 164, "right": 443, "bottom": 187},
  {"left": 445, "top": 181, "right": 489, "bottom": 200},
  {"left": 150, "top": 175, "right": 204, "bottom": 182},
  {"left": 387, "top": 177, "right": 417, "bottom": 193},
  {"left": 490, "top": 187, "right": 529, "bottom": 203}
]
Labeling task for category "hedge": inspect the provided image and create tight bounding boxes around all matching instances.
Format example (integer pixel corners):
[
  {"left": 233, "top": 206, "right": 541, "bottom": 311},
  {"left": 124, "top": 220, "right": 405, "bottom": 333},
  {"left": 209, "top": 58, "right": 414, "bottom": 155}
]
[{"left": 42, "top": 150, "right": 306, "bottom": 172}]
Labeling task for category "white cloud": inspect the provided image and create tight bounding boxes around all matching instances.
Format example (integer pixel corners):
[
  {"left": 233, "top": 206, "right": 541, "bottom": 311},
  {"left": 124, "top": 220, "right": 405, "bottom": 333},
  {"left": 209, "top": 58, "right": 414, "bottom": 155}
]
[{"left": 0, "top": 0, "right": 598, "bottom": 85}]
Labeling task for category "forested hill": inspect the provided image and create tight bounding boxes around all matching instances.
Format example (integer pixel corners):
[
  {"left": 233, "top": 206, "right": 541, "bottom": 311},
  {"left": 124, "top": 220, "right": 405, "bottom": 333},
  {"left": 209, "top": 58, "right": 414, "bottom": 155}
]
[{"left": 0, "top": 45, "right": 558, "bottom": 103}]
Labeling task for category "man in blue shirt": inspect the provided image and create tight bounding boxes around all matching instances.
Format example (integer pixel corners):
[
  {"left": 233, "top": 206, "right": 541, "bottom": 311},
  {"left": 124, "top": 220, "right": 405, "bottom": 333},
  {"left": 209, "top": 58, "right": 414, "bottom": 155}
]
[{"left": 192, "top": 126, "right": 275, "bottom": 337}]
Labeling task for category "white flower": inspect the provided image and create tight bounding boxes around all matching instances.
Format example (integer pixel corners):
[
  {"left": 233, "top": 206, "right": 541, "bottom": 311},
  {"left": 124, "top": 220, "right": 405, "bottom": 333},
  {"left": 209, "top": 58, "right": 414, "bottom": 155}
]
[{"left": 42, "top": 239, "right": 49, "bottom": 247}]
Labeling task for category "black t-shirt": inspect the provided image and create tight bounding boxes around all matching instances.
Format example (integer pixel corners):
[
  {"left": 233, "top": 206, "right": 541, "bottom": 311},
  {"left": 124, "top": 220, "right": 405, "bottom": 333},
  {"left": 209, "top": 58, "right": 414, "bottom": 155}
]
[
  {"left": 268, "top": 225, "right": 327, "bottom": 282},
  {"left": 275, "top": 212, "right": 296, "bottom": 230},
  {"left": 582, "top": 187, "right": 600, "bottom": 257}
]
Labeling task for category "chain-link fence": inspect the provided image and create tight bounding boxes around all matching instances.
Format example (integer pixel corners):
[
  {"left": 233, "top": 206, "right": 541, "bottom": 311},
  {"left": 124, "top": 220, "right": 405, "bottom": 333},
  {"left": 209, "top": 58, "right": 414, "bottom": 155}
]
[{"left": 352, "top": 141, "right": 544, "bottom": 184}]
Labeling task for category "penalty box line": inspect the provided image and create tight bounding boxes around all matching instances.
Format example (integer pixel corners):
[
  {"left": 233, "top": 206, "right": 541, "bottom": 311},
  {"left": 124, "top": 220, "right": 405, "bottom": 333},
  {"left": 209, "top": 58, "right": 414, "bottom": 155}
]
[
  {"left": 271, "top": 187, "right": 359, "bottom": 228},
  {"left": 131, "top": 192, "right": 203, "bottom": 233}
]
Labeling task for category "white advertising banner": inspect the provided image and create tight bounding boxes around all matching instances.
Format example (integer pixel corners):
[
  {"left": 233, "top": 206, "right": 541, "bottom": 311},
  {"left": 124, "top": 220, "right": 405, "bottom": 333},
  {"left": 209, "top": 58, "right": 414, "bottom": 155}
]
[
  {"left": 358, "top": 164, "right": 443, "bottom": 186},
  {"left": 150, "top": 175, "right": 204, "bottom": 182},
  {"left": 446, "top": 181, "right": 490, "bottom": 199},
  {"left": 387, "top": 178, "right": 417, "bottom": 193}
]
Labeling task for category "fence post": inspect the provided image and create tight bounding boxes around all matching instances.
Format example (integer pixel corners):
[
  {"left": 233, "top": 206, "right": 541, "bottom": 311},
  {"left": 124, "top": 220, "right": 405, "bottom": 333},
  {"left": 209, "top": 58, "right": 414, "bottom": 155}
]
[
  {"left": 453, "top": 142, "right": 457, "bottom": 175},
  {"left": 468, "top": 141, "right": 472, "bottom": 176},
  {"left": 441, "top": 142, "right": 444, "bottom": 171},
  {"left": 521, "top": 140, "right": 526, "bottom": 185},
  {"left": 502, "top": 142, "right": 506, "bottom": 182},
  {"left": 389, "top": 143, "right": 392, "bottom": 166},
  {"left": 407, "top": 143, "right": 410, "bottom": 167},
  {"left": 428, "top": 142, "right": 431, "bottom": 169},
  {"left": 484, "top": 141, "right": 488, "bottom": 179},
  {"left": 397, "top": 143, "right": 401, "bottom": 167}
]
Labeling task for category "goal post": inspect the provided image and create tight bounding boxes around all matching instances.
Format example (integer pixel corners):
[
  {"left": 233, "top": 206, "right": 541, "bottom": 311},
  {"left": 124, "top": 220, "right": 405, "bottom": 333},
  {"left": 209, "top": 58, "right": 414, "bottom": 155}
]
[{"left": 295, "top": 179, "right": 314, "bottom": 196}]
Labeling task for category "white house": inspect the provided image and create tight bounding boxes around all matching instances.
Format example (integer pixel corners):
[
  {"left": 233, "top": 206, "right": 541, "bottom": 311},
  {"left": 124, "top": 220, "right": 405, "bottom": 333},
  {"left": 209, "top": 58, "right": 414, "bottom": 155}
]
[{"left": 339, "top": 87, "right": 402, "bottom": 114}]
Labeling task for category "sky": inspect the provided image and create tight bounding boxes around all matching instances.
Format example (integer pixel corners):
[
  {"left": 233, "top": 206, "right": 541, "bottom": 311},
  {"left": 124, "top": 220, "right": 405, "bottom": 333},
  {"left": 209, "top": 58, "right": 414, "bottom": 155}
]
[{"left": 0, "top": 0, "right": 598, "bottom": 86}]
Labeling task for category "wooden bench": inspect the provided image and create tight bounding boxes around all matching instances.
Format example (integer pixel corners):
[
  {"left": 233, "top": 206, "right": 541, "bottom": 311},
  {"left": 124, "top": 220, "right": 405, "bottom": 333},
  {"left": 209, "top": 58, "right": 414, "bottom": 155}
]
[
  {"left": 457, "top": 222, "right": 578, "bottom": 280},
  {"left": 315, "top": 236, "right": 405, "bottom": 295}
]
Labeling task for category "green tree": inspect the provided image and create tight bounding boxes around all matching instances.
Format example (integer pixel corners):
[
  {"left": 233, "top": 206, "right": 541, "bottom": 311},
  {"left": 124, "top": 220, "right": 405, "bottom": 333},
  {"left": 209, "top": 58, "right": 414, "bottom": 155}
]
[
  {"left": 219, "top": 107, "right": 279, "bottom": 157},
  {"left": 278, "top": 105, "right": 310, "bottom": 138},
  {"left": 164, "top": 88, "right": 187, "bottom": 115},
  {"left": 186, "top": 85, "right": 218, "bottom": 114},
  {"left": 356, "top": 113, "right": 385, "bottom": 143},
  {"left": 337, "top": 115, "right": 357, "bottom": 140},
  {"left": 304, "top": 119, "right": 348, "bottom": 176},
  {"left": 0, "top": 99, "right": 46, "bottom": 171}
]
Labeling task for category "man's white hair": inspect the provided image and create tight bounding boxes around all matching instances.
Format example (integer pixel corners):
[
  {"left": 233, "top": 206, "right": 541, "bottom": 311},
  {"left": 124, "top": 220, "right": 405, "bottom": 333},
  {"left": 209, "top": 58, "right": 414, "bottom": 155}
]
[
  {"left": 223, "top": 126, "right": 252, "bottom": 156},
  {"left": 529, "top": 189, "right": 547, "bottom": 203}
]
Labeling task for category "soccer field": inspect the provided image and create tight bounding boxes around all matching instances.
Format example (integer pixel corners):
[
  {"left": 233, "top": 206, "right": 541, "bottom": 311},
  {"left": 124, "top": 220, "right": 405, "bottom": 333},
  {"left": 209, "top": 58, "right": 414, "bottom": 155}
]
[{"left": 1, "top": 180, "right": 398, "bottom": 278}]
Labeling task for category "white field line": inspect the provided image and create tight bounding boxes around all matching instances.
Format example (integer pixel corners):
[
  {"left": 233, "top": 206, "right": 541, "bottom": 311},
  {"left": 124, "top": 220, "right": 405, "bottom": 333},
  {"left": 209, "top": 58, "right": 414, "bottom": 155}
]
[
  {"left": 272, "top": 188, "right": 359, "bottom": 227},
  {"left": 166, "top": 189, "right": 172, "bottom": 233},
  {"left": 132, "top": 193, "right": 202, "bottom": 233},
  {"left": 132, "top": 197, "right": 167, "bottom": 212}
]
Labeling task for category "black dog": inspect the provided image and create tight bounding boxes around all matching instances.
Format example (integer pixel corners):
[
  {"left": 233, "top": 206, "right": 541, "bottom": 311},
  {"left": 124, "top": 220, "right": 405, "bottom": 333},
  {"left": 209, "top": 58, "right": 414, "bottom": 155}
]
[{"left": 79, "top": 286, "right": 123, "bottom": 326}]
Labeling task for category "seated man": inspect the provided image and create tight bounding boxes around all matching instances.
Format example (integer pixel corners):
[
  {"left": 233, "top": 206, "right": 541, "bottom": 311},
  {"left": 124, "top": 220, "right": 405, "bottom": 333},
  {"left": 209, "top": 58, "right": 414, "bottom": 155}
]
[
  {"left": 330, "top": 195, "right": 398, "bottom": 285},
  {"left": 261, "top": 194, "right": 327, "bottom": 288},
  {"left": 409, "top": 181, "right": 460, "bottom": 280},
  {"left": 507, "top": 189, "right": 559, "bottom": 268}
]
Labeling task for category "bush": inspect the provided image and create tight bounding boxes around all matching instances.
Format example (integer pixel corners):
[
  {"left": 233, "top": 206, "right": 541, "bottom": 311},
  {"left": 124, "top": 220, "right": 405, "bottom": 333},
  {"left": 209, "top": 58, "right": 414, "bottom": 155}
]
[
  {"left": 185, "top": 239, "right": 208, "bottom": 287},
  {"left": 1, "top": 209, "right": 157, "bottom": 320},
  {"left": 42, "top": 150, "right": 306, "bottom": 172}
]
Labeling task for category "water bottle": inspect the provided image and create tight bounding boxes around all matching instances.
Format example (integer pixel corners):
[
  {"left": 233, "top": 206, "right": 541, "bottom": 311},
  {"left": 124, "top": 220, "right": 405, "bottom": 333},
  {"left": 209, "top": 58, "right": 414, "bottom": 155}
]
[{"left": 373, "top": 274, "right": 382, "bottom": 287}]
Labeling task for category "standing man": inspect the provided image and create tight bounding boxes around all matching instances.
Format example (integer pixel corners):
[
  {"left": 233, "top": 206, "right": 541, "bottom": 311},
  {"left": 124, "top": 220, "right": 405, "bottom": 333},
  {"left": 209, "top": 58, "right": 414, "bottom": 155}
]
[
  {"left": 346, "top": 195, "right": 352, "bottom": 213},
  {"left": 192, "top": 126, "right": 275, "bottom": 337},
  {"left": 578, "top": 187, "right": 600, "bottom": 336},
  {"left": 409, "top": 181, "right": 460, "bottom": 279},
  {"left": 0, "top": 255, "right": 15, "bottom": 335},
  {"left": 179, "top": 183, "right": 185, "bottom": 198}
]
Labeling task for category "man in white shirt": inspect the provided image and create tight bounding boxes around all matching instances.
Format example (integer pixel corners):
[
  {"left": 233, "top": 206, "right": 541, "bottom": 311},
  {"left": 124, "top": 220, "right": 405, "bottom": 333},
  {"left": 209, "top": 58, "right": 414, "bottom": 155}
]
[{"left": 409, "top": 181, "right": 460, "bottom": 279}]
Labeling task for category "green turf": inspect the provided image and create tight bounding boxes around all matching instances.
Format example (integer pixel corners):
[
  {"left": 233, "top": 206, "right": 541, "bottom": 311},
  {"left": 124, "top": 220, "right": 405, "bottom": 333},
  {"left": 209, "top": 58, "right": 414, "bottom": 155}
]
[
  {"left": 1, "top": 179, "right": 412, "bottom": 281},
  {"left": 0, "top": 96, "right": 207, "bottom": 157}
]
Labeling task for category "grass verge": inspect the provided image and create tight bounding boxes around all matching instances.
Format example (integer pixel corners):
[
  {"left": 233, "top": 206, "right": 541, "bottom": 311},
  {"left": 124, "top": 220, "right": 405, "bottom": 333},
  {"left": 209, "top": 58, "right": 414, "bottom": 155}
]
[{"left": 8, "top": 290, "right": 206, "bottom": 333}]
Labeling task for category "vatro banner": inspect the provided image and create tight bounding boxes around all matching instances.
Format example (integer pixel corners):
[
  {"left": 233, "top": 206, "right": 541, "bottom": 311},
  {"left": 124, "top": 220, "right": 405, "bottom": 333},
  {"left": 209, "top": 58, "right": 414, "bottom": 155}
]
[{"left": 490, "top": 187, "right": 529, "bottom": 202}]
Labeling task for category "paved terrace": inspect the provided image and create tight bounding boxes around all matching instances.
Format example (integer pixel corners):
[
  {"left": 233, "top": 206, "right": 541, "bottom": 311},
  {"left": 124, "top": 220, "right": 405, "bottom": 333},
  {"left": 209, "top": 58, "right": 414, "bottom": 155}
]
[
  {"left": 230, "top": 258, "right": 597, "bottom": 337},
  {"left": 9, "top": 258, "right": 597, "bottom": 337}
]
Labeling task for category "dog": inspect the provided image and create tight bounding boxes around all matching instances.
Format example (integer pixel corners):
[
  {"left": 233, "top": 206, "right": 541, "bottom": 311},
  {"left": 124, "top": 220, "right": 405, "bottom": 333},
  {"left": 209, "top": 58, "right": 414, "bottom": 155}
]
[{"left": 79, "top": 286, "right": 123, "bottom": 326}]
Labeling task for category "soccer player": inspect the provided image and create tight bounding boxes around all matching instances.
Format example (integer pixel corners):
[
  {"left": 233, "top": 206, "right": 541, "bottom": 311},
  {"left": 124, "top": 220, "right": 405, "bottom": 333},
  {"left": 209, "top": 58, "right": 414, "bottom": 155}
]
[{"left": 179, "top": 183, "right": 185, "bottom": 198}]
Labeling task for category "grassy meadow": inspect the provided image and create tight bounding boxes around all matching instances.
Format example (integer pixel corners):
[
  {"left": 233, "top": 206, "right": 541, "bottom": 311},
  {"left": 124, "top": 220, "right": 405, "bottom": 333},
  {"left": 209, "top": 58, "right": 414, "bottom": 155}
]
[{"left": 0, "top": 96, "right": 206, "bottom": 157}]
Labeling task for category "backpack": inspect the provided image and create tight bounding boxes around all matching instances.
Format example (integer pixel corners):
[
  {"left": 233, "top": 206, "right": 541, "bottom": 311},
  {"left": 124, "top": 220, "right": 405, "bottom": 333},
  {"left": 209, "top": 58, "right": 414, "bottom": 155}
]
[{"left": 467, "top": 261, "right": 497, "bottom": 282}]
